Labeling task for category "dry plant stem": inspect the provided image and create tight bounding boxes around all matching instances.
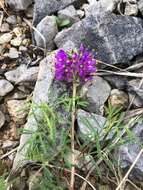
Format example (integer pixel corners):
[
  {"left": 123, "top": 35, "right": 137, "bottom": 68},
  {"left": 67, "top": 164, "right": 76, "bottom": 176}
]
[
  {"left": 126, "top": 179, "right": 141, "bottom": 190},
  {"left": 96, "top": 60, "right": 124, "bottom": 71},
  {"left": 70, "top": 82, "right": 77, "bottom": 190},
  {"left": 0, "top": 147, "right": 18, "bottom": 160},
  {"left": 0, "top": 11, "right": 4, "bottom": 27},
  {"left": 126, "top": 62, "right": 143, "bottom": 71},
  {"left": 23, "top": 18, "right": 47, "bottom": 56},
  {"left": 97, "top": 70, "right": 143, "bottom": 78},
  {"left": 127, "top": 78, "right": 143, "bottom": 111},
  {"left": 116, "top": 148, "right": 143, "bottom": 190},
  {"left": 80, "top": 117, "right": 138, "bottom": 190},
  {"left": 47, "top": 164, "right": 96, "bottom": 190}
]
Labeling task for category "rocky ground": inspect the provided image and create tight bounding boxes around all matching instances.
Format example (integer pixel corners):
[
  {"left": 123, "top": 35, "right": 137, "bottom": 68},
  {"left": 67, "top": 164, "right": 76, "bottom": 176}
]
[{"left": 1, "top": 0, "right": 143, "bottom": 189}]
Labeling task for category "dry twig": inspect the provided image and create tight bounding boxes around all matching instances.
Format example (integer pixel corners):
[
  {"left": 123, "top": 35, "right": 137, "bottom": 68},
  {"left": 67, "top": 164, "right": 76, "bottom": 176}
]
[
  {"left": 0, "top": 147, "right": 18, "bottom": 160},
  {"left": 116, "top": 148, "right": 143, "bottom": 190}
]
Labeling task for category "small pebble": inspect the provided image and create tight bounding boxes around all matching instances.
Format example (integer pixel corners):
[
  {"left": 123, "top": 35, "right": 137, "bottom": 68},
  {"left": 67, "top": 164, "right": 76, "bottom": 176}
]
[
  {"left": 0, "top": 23, "right": 10, "bottom": 32},
  {"left": 8, "top": 47, "right": 19, "bottom": 59},
  {"left": 0, "top": 33, "right": 13, "bottom": 44},
  {"left": 109, "top": 89, "right": 129, "bottom": 109},
  {"left": 26, "top": 6, "right": 33, "bottom": 18},
  {"left": 6, "top": 15, "right": 17, "bottom": 25},
  {"left": 11, "top": 37, "right": 22, "bottom": 47},
  {"left": 13, "top": 27, "right": 23, "bottom": 37},
  {"left": 22, "top": 38, "right": 30, "bottom": 46},
  {"left": 19, "top": 46, "right": 27, "bottom": 51}
]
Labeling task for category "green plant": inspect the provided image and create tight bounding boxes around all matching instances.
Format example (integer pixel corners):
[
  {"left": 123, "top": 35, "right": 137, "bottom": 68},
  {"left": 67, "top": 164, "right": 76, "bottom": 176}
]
[
  {"left": 19, "top": 45, "right": 142, "bottom": 190},
  {"left": 0, "top": 176, "right": 6, "bottom": 190},
  {"left": 56, "top": 17, "right": 71, "bottom": 28}
]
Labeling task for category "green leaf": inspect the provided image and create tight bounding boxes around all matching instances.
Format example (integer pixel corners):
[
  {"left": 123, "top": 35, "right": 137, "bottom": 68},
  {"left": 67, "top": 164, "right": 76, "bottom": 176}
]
[{"left": 60, "top": 19, "right": 71, "bottom": 27}]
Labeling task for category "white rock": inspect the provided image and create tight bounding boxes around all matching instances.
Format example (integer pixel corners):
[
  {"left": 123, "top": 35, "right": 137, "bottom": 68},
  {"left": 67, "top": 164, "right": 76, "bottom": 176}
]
[
  {"left": 0, "top": 23, "right": 10, "bottom": 32},
  {"left": 99, "top": 0, "right": 119, "bottom": 12},
  {"left": 77, "top": 10, "right": 85, "bottom": 18},
  {"left": 125, "top": 3, "right": 138, "bottom": 15},
  {"left": 0, "top": 33, "right": 13, "bottom": 44},
  {"left": 11, "top": 37, "right": 22, "bottom": 47},
  {"left": 5, "top": 64, "right": 39, "bottom": 84},
  {"left": 0, "top": 111, "right": 5, "bottom": 128},
  {"left": 19, "top": 46, "right": 27, "bottom": 51},
  {"left": 8, "top": 47, "right": 19, "bottom": 59},
  {"left": 0, "top": 79, "right": 14, "bottom": 96}
]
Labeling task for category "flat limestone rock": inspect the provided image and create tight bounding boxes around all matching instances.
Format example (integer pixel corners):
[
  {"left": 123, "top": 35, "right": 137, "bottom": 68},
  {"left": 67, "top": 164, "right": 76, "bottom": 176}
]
[
  {"left": 11, "top": 55, "right": 55, "bottom": 172},
  {"left": 11, "top": 52, "right": 68, "bottom": 176},
  {"left": 55, "top": 10, "right": 143, "bottom": 65}
]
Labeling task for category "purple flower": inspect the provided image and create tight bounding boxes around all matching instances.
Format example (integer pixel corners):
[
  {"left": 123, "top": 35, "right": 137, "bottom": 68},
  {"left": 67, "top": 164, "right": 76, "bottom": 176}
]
[{"left": 55, "top": 44, "right": 96, "bottom": 83}]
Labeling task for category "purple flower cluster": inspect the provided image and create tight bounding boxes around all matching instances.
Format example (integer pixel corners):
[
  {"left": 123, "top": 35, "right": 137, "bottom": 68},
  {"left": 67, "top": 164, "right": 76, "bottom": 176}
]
[{"left": 55, "top": 44, "right": 96, "bottom": 83}]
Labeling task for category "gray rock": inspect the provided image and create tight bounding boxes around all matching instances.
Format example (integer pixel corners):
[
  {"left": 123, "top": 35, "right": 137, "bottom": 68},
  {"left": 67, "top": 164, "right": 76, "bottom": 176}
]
[
  {"left": 6, "top": 15, "right": 17, "bottom": 25},
  {"left": 128, "top": 92, "right": 143, "bottom": 108},
  {"left": 33, "top": 0, "right": 85, "bottom": 25},
  {"left": 5, "top": 65, "right": 39, "bottom": 84},
  {"left": 34, "top": 16, "right": 58, "bottom": 49},
  {"left": 6, "top": 91, "right": 27, "bottom": 100},
  {"left": 0, "top": 110, "right": 5, "bottom": 128},
  {"left": 116, "top": 122, "right": 143, "bottom": 182},
  {"left": 85, "top": 0, "right": 121, "bottom": 17},
  {"left": 66, "top": 149, "right": 95, "bottom": 171},
  {"left": 55, "top": 10, "right": 143, "bottom": 65},
  {"left": 6, "top": 0, "right": 33, "bottom": 11},
  {"left": 0, "top": 79, "right": 14, "bottom": 96},
  {"left": 82, "top": 76, "right": 111, "bottom": 114},
  {"left": 26, "top": 6, "right": 33, "bottom": 18},
  {"left": 138, "top": 0, "right": 143, "bottom": 16},
  {"left": 103, "top": 76, "right": 128, "bottom": 90},
  {"left": 128, "top": 79, "right": 143, "bottom": 101},
  {"left": 77, "top": 109, "right": 107, "bottom": 141},
  {"left": 58, "top": 5, "right": 80, "bottom": 24}
]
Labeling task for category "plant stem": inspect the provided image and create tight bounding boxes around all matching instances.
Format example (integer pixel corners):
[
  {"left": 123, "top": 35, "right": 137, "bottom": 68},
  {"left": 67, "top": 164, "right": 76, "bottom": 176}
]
[{"left": 70, "top": 82, "right": 77, "bottom": 190}]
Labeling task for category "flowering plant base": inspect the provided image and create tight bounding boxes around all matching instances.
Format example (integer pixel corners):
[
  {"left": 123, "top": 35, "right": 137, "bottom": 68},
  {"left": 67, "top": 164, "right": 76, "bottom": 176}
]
[{"left": 55, "top": 44, "right": 96, "bottom": 190}]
